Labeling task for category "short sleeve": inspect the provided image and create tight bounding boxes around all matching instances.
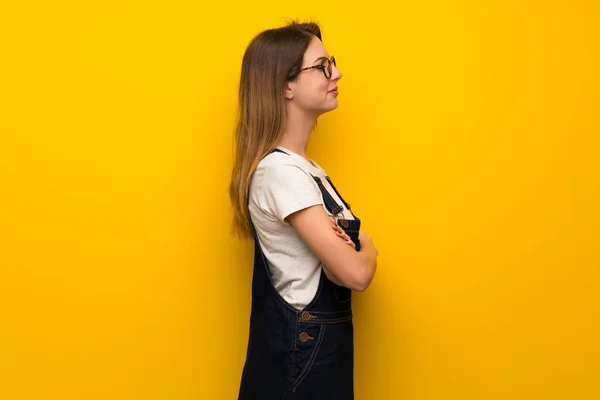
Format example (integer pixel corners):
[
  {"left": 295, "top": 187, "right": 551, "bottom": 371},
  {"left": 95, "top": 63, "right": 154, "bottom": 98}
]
[{"left": 261, "top": 164, "right": 323, "bottom": 223}]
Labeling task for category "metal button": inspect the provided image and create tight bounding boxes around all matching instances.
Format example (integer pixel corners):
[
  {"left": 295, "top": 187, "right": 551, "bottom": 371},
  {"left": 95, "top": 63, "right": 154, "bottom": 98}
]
[
  {"left": 300, "top": 311, "right": 312, "bottom": 321},
  {"left": 299, "top": 332, "right": 313, "bottom": 342}
]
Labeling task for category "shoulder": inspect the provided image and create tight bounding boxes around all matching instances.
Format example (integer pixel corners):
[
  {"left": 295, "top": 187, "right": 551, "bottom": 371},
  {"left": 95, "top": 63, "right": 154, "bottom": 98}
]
[
  {"left": 250, "top": 151, "right": 320, "bottom": 202},
  {"left": 258, "top": 151, "right": 316, "bottom": 183},
  {"left": 251, "top": 152, "right": 324, "bottom": 222}
]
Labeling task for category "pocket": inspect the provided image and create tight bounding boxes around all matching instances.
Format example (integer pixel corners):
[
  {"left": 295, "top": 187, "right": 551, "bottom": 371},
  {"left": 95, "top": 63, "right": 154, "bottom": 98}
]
[{"left": 292, "top": 324, "right": 326, "bottom": 392}]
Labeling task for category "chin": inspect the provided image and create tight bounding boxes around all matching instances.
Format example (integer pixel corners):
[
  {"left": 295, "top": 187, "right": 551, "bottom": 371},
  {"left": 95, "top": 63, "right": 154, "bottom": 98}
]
[
  {"left": 314, "top": 101, "right": 339, "bottom": 117},
  {"left": 326, "top": 100, "right": 339, "bottom": 110}
]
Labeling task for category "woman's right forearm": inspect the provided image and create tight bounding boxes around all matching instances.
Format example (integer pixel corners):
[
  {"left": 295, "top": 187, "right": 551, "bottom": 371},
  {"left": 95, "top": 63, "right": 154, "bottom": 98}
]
[{"left": 353, "top": 242, "right": 378, "bottom": 291}]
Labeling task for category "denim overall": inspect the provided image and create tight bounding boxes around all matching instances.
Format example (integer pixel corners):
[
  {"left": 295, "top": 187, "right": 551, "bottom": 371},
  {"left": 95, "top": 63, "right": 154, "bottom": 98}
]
[{"left": 238, "top": 148, "right": 362, "bottom": 399}]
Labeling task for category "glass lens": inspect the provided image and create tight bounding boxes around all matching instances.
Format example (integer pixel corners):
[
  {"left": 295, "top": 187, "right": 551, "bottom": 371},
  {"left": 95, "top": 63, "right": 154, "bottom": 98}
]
[
  {"left": 327, "top": 56, "right": 335, "bottom": 78},
  {"left": 324, "top": 59, "right": 332, "bottom": 79}
]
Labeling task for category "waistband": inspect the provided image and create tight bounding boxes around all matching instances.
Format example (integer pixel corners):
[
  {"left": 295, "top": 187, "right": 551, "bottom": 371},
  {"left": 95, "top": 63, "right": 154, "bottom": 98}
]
[{"left": 297, "top": 309, "right": 352, "bottom": 324}]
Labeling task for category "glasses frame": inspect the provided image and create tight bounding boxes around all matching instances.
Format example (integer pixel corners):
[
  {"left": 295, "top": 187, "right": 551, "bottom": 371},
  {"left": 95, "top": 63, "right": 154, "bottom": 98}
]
[{"left": 297, "top": 56, "right": 336, "bottom": 79}]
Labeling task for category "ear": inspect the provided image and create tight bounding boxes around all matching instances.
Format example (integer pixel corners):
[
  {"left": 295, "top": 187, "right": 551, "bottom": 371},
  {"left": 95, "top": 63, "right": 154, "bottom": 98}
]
[{"left": 284, "top": 82, "right": 294, "bottom": 100}]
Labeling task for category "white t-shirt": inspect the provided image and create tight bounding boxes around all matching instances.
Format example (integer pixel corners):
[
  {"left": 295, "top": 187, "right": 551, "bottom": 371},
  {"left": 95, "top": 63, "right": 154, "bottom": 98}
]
[{"left": 248, "top": 145, "right": 355, "bottom": 310}]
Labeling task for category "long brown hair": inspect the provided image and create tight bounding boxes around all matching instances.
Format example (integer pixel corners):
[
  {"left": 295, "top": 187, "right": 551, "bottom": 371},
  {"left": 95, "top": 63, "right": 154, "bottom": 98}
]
[{"left": 229, "top": 20, "right": 322, "bottom": 238}]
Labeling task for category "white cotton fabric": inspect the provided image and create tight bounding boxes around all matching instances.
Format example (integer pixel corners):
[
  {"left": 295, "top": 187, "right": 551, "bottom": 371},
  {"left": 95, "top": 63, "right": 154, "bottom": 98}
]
[{"left": 248, "top": 145, "right": 355, "bottom": 309}]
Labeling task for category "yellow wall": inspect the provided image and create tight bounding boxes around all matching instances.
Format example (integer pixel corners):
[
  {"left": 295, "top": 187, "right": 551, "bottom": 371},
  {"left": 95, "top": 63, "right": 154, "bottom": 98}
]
[{"left": 1, "top": 1, "right": 598, "bottom": 399}]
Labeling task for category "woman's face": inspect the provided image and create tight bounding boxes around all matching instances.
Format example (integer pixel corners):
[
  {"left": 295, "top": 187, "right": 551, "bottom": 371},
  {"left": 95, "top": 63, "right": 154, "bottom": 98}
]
[{"left": 285, "top": 36, "right": 342, "bottom": 116}]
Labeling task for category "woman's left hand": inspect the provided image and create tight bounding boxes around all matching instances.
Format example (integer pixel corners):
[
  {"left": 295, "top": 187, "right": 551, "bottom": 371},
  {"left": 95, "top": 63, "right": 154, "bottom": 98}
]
[{"left": 329, "top": 217, "right": 356, "bottom": 249}]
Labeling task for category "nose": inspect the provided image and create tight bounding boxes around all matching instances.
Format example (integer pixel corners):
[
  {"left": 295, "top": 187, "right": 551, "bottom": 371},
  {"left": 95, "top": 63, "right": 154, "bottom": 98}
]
[{"left": 331, "top": 64, "right": 342, "bottom": 81}]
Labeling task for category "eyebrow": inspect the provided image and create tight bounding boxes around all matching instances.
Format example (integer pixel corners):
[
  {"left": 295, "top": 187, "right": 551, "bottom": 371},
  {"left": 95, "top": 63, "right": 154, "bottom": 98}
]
[{"left": 313, "top": 56, "right": 328, "bottom": 63}]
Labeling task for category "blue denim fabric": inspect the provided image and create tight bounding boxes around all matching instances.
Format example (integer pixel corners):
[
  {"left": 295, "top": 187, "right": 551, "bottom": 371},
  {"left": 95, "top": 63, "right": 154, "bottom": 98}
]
[{"left": 238, "top": 148, "right": 361, "bottom": 399}]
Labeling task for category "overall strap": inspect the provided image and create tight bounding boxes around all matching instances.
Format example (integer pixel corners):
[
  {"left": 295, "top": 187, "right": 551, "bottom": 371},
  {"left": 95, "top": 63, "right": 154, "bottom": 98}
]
[
  {"left": 324, "top": 176, "right": 351, "bottom": 211},
  {"left": 310, "top": 175, "right": 344, "bottom": 216}
]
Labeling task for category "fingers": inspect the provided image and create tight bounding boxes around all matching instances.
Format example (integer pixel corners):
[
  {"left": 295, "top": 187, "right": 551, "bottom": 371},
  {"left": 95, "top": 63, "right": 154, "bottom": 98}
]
[
  {"left": 330, "top": 217, "right": 355, "bottom": 248},
  {"left": 346, "top": 238, "right": 356, "bottom": 249},
  {"left": 334, "top": 229, "right": 351, "bottom": 241},
  {"left": 330, "top": 217, "right": 345, "bottom": 237},
  {"left": 329, "top": 217, "right": 347, "bottom": 237}
]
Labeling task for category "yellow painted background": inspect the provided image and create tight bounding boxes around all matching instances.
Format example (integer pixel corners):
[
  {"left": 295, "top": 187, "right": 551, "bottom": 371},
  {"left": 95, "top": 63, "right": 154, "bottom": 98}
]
[{"left": 1, "top": 1, "right": 598, "bottom": 399}]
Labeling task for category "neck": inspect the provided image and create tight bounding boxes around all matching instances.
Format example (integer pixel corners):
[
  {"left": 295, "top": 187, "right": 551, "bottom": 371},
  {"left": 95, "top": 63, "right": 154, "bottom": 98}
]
[{"left": 278, "top": 102, "right": 317, "bottom": 159}]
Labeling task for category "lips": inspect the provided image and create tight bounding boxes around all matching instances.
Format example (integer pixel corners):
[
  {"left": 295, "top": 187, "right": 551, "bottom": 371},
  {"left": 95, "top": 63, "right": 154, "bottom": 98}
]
[{"left": 328, "top": 87, "right": 338, "bottom": 93}]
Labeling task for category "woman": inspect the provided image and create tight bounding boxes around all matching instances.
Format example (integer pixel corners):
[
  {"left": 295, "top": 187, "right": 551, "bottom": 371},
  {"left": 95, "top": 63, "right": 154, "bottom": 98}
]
[{"left": 229, "top": 20, "right": 379, "bottom": 399}]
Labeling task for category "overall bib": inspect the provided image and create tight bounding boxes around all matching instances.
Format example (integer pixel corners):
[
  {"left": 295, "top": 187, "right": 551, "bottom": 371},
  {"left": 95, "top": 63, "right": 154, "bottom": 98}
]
[{"left": 239, "top": 148, "right": 361, "bottom": 399}]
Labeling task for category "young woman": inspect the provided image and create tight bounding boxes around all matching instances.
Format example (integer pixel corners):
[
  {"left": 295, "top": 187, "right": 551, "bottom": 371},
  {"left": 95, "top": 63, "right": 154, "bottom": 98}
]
[{"left": 229, "top": 20, "right": 379, "bottom": 399}]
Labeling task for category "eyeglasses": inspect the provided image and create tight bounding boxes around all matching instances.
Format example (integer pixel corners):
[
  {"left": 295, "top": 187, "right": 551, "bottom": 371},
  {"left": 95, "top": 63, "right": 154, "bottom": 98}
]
[{"left": 297, "top": 56, "right": 336, "bottom": 79}]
